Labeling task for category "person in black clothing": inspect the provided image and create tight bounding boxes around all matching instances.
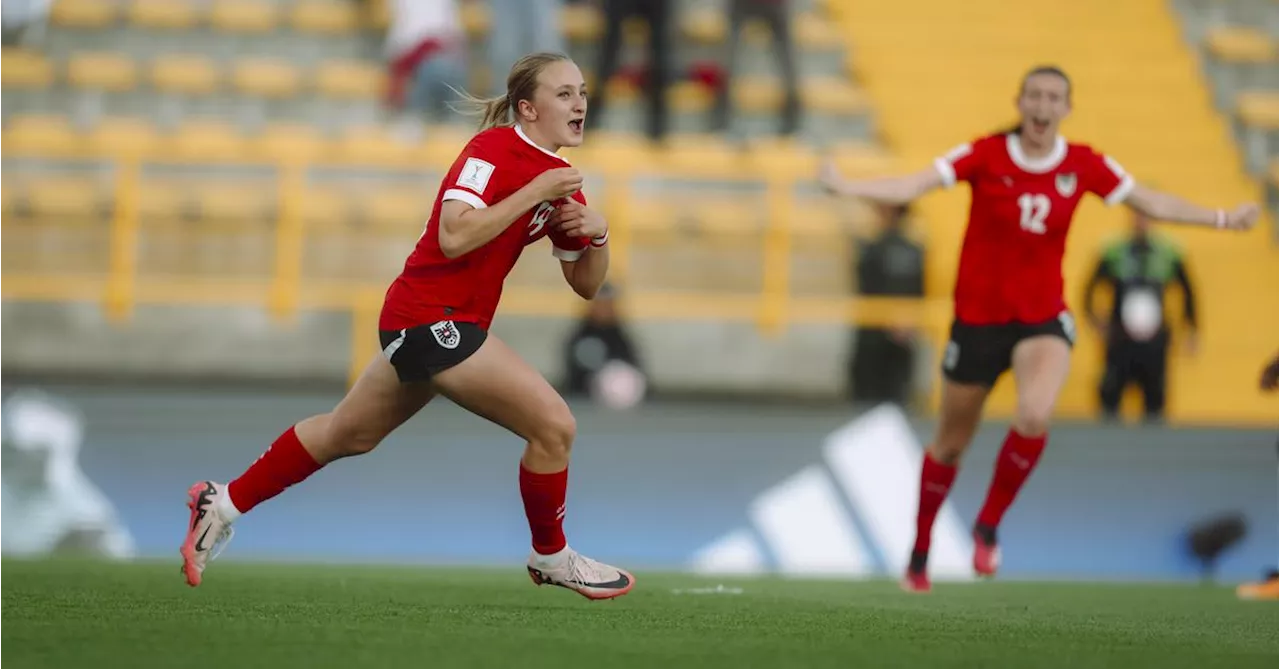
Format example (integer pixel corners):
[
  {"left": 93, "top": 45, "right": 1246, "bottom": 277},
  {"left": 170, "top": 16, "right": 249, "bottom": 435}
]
[
  {"left": 847, "top": 203, "right": 925, "bottom": 407},
  {"left": 712, "top": 0, "right": 801, "bottom": 136},
  {"left": 590, "top": 0, "right": 671, "bottom": 142},
  {"left": 1082, "top": 210, "right": 1198, "bottom": 422},
  {"left": 562, "top": 282, "right": 646, "bottom": 400}
]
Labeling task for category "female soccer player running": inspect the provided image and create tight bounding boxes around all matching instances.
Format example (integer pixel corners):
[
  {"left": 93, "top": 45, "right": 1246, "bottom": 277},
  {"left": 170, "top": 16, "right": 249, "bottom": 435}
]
[
  {"left": 821, "top": 65, "right": 1259, "bottom": 592},
  {"left": 180, "top": 52, "right": 635, "bottom": 600}
]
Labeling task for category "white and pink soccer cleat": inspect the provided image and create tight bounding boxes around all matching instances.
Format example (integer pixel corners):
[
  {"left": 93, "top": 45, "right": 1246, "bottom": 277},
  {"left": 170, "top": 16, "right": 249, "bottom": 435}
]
[
  {"left": 527, "top": 547, "right": 635, "bottom": 600},
  {"left": 180, "top": 481, "right": 236, "bottom": 587}
]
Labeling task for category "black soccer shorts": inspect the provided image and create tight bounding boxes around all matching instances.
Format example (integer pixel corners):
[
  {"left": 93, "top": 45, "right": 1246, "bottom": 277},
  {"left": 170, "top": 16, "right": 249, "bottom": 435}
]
[{"left": 379, "top": 320, "right": 487, "bottom": 383}]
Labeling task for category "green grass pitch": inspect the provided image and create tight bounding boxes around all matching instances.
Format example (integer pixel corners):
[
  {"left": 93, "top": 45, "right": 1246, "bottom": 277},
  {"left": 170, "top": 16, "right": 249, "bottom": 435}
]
[{"left": 2, "top": 559, "right": 1275, "bottom": 668}]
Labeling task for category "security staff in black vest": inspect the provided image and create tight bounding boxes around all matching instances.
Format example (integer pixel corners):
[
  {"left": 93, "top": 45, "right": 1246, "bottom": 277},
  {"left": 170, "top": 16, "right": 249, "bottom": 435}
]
[
  {"left": 1083, "top": 211, "right": 1198, "bottom": 422},
  {"left": 848, "top": 203, "right": 925, "bottom": 406}
]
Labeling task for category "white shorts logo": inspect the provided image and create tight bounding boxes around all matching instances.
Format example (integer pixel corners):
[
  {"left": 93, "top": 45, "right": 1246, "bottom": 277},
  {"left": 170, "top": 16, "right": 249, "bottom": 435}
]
[
  {"left": 1057, "top": 311, "right": 1077, "bottom": 344},
  {"left": 429, "top": 320, "right": 461, "bottom": 350},
  {"left": 456, "top": 158, "right": 495, "bottom": 195},
  {"left": 942, "top": 341, "right": 960, "bottom": 371}
]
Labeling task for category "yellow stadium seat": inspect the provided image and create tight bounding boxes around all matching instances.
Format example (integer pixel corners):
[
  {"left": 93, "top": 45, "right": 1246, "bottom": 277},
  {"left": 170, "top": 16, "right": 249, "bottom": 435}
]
[
  {"left": 363, "top": 187, "right": 430, "bottom": 228},
  {"left": 829, "top": 140, "right": 897, "bottom": 177},
  {"left": 314, "top": 60, "right": 384, "bottom": 100},
  {"left": 151, "top": 55, "right": 220, "bottom": 96},
  {"left": 67, "top": 52, "right": 138, "bottom": 92},
  {"left": 681, "top": 9, "right": 727, "bottom": 45},
  {"left": 128, "top": 0, "right": 198, "bottom": 30},
  {"left": 3, "top": 114, "right": 78, "bottom": 155},
  {"left": 169, "top": 120, "right": 250, "bottom": 161},
  {"left": 733, "top": 77, "right": 785, "bottom": 113},
  {"left": 290, "top": 0, "right": 359, "bottom": 35},
  {"left": 562, "top": 4, "right": 603, "bottom": 42},
  {"left": 301, "top": 187, "right": 349, "bottom": 230},
  {"left": 1237, "top": 90, "right": 1279, "bottom": 130},
  {"left": 337, "top": 125, "right": 421, "bottom": 164},
  {"left": 210, "top": 0, "right": 278, "bottom": 34},
  {"left": 803, "top": 77, "right": 869, "bottom": 116},
  {"left": 232, "top": 59, "right": 302, "bottom": 99},
  {"left": 137, "top": 181, "right": 186, "bottom": 220},
  {"left": 1271, "top": 160, "right": 1278, "bottom": 187},
  {"left": 28, "top": 176, "right": 104, "bottom": 219},
  {"left": 1205, "top": 25, "right": 1276, "bottom": 64},
  {"left": 660, "top": 134, "right": 746, "bottom": 178},
  {"left": 87, "top": 117, "right": 158, "bottom": 155},
  {"left": 744, "top": 136, "right": 819, "bottom": 176},
  {"left": 667, "top": 80, "right": 714, "bottom": 113},
  {"left": 363, "top": 0, "right": 390, "bottom": 30},
  {"left": 50, "top": 0, "right": 117, "bottom": 28},
  {"left": 792, "top": 12, "right": 843, "bottom": 51},
  {"left": 1, "top": 48, "right": 54, "bottom": 89},
  {"left": 192, "top": 183, "right": 275, "bottom": 221},
  {"left": 257, "top": 123, "right": 325, "bottom": 161},
  {"left": 460, "top": 2, "right": 490, "bottom": 37}
]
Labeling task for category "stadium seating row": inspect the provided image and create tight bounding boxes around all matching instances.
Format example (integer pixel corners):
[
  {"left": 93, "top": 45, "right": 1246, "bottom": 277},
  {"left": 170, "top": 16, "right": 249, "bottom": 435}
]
[
  {"left": 47, "top": 0, "right": 844, "bottom": 51},
  {"left": 0, "top": 47, "right": 867, "bottom": 118}
]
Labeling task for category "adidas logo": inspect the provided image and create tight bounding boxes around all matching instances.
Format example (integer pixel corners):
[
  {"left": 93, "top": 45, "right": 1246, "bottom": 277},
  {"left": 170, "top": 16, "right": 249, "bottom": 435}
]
[{"left": 690, "top": 404, "right": 975, "bottom": 580}]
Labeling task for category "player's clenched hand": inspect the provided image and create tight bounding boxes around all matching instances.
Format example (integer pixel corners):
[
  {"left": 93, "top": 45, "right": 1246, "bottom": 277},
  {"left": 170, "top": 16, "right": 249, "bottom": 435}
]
[
  {"left": 1259, "top": 355, "right": 1280, "bottom": 393},
  {"left": 1224, "top": 203, "right": 1260, "bottom": 231},
  {"left": 530, "top": 167, "right": 583, "bottom": 201},
  {"left": 551, "top": 200, "right": 607, "bottom": 238}
]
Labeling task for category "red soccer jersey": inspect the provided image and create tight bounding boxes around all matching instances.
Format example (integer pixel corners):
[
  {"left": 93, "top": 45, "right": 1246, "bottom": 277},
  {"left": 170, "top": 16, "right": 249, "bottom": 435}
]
[
  {"left": 379, "top": 125, "right": 591, "bottom": 331},
  {"left": 934, "top": 133, "right": 1134, "bottom": 325}
]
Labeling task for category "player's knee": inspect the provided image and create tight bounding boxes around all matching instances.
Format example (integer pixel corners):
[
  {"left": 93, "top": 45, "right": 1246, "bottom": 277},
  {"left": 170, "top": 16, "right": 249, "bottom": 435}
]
[
  {"left": 528, "top": 407, "right": 576, "bottom": 461},
  {"left": 325, "top": 413, "right": 384, "bottom": 458},
  {"left": 1014, "top": 404, "right": 1052, "bottom": 437},
  {"left": 929, "top": 438, "right": 968, "bottom": 465}
]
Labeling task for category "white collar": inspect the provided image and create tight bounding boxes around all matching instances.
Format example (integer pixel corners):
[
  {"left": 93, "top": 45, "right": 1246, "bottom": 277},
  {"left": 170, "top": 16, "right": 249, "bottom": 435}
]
[
  {"left": 514, "top": 124, "right": 570, "bottom": 164},
  {"left": 1005, "top": 133, "right": 1066, "bottom": 173}
]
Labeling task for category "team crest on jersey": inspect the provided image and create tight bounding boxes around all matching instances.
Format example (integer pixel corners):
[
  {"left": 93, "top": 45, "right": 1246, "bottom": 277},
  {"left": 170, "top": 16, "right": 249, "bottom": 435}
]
[
  {"left": 528, "top": 201, "right": 556, "bottom": 237},
  {"left": 1055, "top": 172, "right": 1077, "bottom": 197},
  {"left": 429, "top": 320, "right": 461, "bottom": 350}
]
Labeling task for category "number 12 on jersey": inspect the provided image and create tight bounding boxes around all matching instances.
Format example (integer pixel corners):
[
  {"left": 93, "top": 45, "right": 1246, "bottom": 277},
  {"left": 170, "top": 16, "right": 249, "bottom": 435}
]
[{"left": 1017, "top": 193, "right": 1050, "bottom": 234}]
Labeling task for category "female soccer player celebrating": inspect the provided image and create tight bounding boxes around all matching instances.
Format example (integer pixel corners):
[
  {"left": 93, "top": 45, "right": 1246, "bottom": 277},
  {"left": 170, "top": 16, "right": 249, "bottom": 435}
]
[
  {"left": 821, "top": 65, "right": 1259, "bottom": 592},
  {"left": 180, "top": 52, "right": 635, "bottom": 600}
]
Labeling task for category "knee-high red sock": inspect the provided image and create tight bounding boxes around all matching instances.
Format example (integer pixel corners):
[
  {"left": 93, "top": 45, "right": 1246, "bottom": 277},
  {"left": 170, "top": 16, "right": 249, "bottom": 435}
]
[
  {"left": 976, "top": 428, "right": 1047, "bottom": 529},
  {"left": 226, "top": 426, "right": 323, "bottom": 515},
  {"left": 913, "top": 451, "right": 958, "bottom": 555},
  {"left": 519, "top": 464, "right": 568, "bottom": 555}
]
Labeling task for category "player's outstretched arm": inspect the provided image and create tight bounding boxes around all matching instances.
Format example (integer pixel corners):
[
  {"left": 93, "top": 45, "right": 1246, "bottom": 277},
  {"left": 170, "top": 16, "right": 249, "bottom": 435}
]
[
  {"left": 439, "top": 167, "right": 584, "bottom": 259},
  {"left": 1123, "top": 184, "right": 1259, "bottom": 231},
  {"left": 819, "top": 160, "right": 944, "bottom": 205}
]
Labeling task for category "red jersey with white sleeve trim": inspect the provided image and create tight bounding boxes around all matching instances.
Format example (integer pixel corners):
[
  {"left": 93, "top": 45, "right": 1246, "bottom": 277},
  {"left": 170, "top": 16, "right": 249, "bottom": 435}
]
[
  {"left": 934, "top": 133, "right": 1135, "bottom": 325},
  {"left": 380, "top": 125, "right": 591, "bottom": 331}
]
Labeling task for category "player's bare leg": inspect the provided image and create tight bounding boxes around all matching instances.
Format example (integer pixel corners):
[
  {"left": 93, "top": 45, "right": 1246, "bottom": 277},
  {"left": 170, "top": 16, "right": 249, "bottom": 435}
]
[
  {"left": 972, "top": 335, "right": 1071, "bottom": 578},
  {"left": 905, "top": 380, "right": 990, "bottom": 592},
  {"left": 432, "top": 334, "right": 634, "bottom": 600},
  {"left": 181, "top": 354, "right": 434, "bottom": 587}
]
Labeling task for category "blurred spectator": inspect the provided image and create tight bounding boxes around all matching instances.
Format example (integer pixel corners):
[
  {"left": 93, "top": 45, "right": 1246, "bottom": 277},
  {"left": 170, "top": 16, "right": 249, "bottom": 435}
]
[
  {"left": 1083, "top": 210, "right": 1198, "bottom": 423},
  {"left": 562, "top": 282, "right": 648, "bottom": 409},
  {"left": 487, "top": 0, "right": 566, "bottom": 96},
  {"left": 1, "top": 0, "right": 49, "bottom": 45},
  {"left": 591, "top": 0, "right": 672, "bottom": 142},
  {"left": 2, "top": 390, "right": 135, "bottom": 560},
  {"left": 1235, "top": 354, "right": 1278, "bottom": 601},
  {"left": 385, "top": 0, "right": 468, "bottom": 125},
  {"left": 713, "top": 0, "right": 801, "bottom": 136},
  {"left": 847, "top": 204, "right": 924, "bottom": 407}
]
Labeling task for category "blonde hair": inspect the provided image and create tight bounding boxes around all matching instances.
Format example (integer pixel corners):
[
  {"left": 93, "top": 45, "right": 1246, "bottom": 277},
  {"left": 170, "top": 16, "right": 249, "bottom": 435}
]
[{"left": 455, "top": 52, "right": 572, "bottom": 131}]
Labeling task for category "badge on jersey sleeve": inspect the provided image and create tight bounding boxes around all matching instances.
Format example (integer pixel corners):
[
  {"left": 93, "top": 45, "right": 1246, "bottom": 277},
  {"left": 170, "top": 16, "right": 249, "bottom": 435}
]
[
  {"left": 457, "top": 158, "right": 495, "bottom": 194},
  {"left": 1055, "top": 172, "right": 1077, "bottom": 198}
]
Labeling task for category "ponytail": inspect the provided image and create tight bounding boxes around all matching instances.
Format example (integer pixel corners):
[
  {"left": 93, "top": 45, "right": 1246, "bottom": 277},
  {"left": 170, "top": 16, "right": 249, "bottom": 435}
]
[
  {"left": 449, "top": 52, "right": 570, "bottom": 132},
  {"left": 451, "top": 89, "right": 514, "bottom": 130}
]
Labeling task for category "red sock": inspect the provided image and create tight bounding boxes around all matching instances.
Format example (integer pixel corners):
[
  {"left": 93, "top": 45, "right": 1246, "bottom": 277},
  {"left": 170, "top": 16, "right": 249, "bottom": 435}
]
[
  {"left": 519, "top": 464, "right": 568, "bottom": 555},
  {"left": 226, "top": 426, "right": 323, "bottom": 514},
  {"left": 976, "top": 428, "right": 1047, "bottom": 529},
  {"left": 913, "top": 451, "right": 958, "bottom": 555}
]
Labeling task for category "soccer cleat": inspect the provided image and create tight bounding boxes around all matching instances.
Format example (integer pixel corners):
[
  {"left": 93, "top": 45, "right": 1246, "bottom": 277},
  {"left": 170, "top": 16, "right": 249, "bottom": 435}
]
[
  {"left": 901, "top": 551, "right": 931, "bottom": 593},
  {"left": 526, "top": 547, "right": 635, "bottom": 600},
  {"left": 180, "top": 481, "right": 236, "bottom": 587},
  {"left": 972, "top": 524, "right": 1001, "bottom": 577},
  {"left": 1236, "top": 571, "right": 1279, "bottom": 601}
]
